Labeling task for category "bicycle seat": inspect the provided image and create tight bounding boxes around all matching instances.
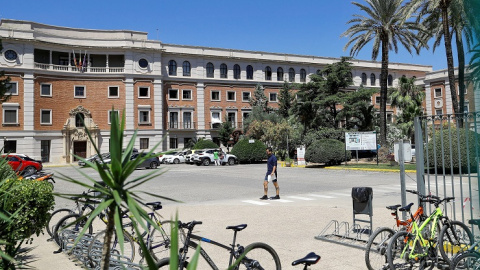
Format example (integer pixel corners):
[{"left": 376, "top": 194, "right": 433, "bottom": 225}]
[
  {"left": 399, "top": 203, "right": 414, "bottom": 212},
  {"left": 226, "top": 224, "right": 247, "bottom": 231},
  {"left": 292, "top": 252, "right": 321, "bottom": 266},
  {"left": 146, "top": 201, "right": 162, "bottom": 210},
  {"left": 386, "top": 204, "right": 401, "bottom": 210}
]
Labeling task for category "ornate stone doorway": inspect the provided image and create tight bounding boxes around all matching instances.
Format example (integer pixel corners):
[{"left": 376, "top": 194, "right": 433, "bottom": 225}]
[{"left": 62, "top": 106, "right": 99, "bottom": 163}]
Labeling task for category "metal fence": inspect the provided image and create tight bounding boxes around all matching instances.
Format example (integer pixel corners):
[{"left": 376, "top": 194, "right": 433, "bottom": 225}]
[{"left": 414, "top": 112, "right": 480, "bottom": 234}]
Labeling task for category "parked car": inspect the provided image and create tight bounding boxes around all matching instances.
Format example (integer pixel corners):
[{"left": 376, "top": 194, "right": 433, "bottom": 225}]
[
  {"left": 2, "top": 153, "right": 43, "bottom": 175},
  {"left": 165, "top": 152, "right": 187, "bottom": 164},
  {"left": 185, "top": 150, "right": 202, "bottom": 164},
  {"left": 159, "top": 151, "right": 179, "bottom": 164},
  {"left": 131, "top": 152, "right": 160, "bottom": 169},
  {"left": 193, "top": 149, "right": 237, "bottom": 166},
  {"left": 78, "top": 153, "right": 110, "bottom": 167}
]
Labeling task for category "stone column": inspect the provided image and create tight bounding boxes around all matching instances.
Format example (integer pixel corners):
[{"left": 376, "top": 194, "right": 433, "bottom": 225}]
[
  {"left": 196, "top": 82, "right": 207, "bottom": 138},
  {"left": 424, "top": 83, "right": 432, "bottom": 116},
  {"left": 153, "top": 79, "right": 165, "bottom": 151},
  {"left": 444, "top": 82, "right": 453, "bottom": 115},
  {"left": 125, "top": 78, "right": 135, "bottom": 130},
  {"left": 23, "top": 73, "right": 35, "bottom": 131}
]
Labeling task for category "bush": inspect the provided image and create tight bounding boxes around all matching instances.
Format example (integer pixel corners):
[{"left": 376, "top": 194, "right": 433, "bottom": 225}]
[
  {"left": 426, "top": 127, "right": 478, "bottom": 173},
  {"left": 231, "top": 138, "right": 267, "bottom": 163},
  {"left": 193, "top": 139, "right": 219, "bottom": 150},
  {"left": 305, "top": 139, "right": 351, "bottom": 165}
]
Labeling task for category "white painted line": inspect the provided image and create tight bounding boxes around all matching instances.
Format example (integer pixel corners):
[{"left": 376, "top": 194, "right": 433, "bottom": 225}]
[
  {"left": 287, "top": 196, "right": 315, "bottom": 201},
  {"left": 242, "top": 200, "right": 270, "bottom": 205},
  {"left": 270, "top": 199, "right": 293, "bottom": 203},
  {"left": 383, "top": 186, "right": 401, "bottom": 190},
  {"left": 373, "top": 189, "right": 395, "bottom": 193},
  {"left": 329, "top": 192, "right": 351, "bottom": 197},
  {"left": 309, "top": 194, "right": 335, "bottom": 199}
]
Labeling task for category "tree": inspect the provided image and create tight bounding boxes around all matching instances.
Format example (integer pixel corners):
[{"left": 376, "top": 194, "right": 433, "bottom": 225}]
[
  {"left": 278, "top": 81, "right": 293, "bottom": 118},
  {"left": 342, "top": 0, "right": 427, "bottom": 147},
  {"left": 218, "top": 119, "right": 234, "bottom": 151},
  {"left": 339, "top": 86, "right": 378, "bottom": 131},
  {"left": 249, "top": 83, "right": 268, "bottom": 111},
  {"left": 0, "top": 40, "right": 12, "bottom": 103}
]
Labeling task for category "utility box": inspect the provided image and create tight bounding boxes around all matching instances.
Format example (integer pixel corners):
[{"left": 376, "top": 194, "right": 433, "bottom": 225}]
[{"left": 351, "top": 187, "right": 373, "bottom": 233}]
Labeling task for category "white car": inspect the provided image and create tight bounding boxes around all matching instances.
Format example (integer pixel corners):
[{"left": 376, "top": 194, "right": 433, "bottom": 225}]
[
  {"left": 159, "top": 151, "right": 179, "bottom": 164},
  {"left": 165, "top": 152, "right": 186, "bottom": 164}
]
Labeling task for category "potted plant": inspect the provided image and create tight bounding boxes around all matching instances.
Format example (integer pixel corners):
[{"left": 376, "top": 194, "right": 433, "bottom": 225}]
[{"left": 285, "top": 156, "right": 292, "bottom": 167}]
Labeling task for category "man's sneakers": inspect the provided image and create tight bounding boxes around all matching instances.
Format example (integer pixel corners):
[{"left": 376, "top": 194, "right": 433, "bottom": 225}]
[
  {"left": 270, "top": 195, "right": 280, "bottom": 200},
  {"left": 259, "top": 195, "right": 268, "bottom": 200}
]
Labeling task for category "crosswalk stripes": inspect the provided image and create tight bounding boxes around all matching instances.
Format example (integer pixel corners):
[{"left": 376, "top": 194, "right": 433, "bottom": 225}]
[
  {"left": 329, "top": 192, "right": 351, "bottom": 197},
  {"left": 287, "top": 196, "right": 315, "bottom": 201},
  {"left": 309, "top": 194, "right": 335, "bottom": 199},
  {"left": 242, "top": 200, "right": 270, "bottom": 205}
]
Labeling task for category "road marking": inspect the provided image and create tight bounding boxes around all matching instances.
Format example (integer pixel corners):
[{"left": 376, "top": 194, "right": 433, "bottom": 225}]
[
  {"left": 309, "top": 194, "right": 335, "bottom": 199},
  {"left": 269, "top": 199, "right": 293, "bottom": 203},
  {"left": 287, "top": 196, "right": 315, "bottom": 201},
  {"left": 242, "top": 200, "right": 270, "bottom": 205},
  {"left": 329, "top": 192, "right": 351, "bottom": 197},
  {"left": 373, "top": 189, "right": 396, "bottom": 193}
]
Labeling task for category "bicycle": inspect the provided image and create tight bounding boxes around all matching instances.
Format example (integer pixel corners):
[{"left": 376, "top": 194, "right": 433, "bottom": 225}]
[
  {"left": 365, "top": 189, "right": 427, "bottom": 270},
  {"left": 292, "top": 252, "right": 321, "bottom": 269},
  {"left": 156, "top": 220, "right": 282, "bottom": 270},
  {"left": 450, "top": 219, "right": 480, "bottom": 270},
  {"left": 387, "top": 194, "right": 473, "bottom": 269}
]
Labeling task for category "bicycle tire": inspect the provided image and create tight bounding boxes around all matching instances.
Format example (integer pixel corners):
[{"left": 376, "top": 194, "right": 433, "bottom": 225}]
[
  {"left": 148, "top": 220, "right": 186, "bottom": 262},
  {"left": 365, "top": 227, "right": 395, "bottom": 270},
  {"left": 438, "top": 220, "right": 474, "bottom": 264},
  {"left": 387, "top": 230, "right": 435, "bottom": 270},
  {"left": 87, "top": 229, "right": 136, "bottom": 265},
  {"left": 53, "top": 213, "right": 94, "bottom": 247},
  {"left": 46, "top": 208, "right": 75, "bottom": 237},
  {"left": 236, "top": 242, "right": 281, "bottom": 270},
  {"left": 450, "top": 251, "right": 480, "bottom": 270},
  {"left": 155, "top": 258, "right": 190, "bottom": 269}
]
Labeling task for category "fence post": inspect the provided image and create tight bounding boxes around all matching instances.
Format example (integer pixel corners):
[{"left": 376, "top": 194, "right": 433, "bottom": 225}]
[
  {"left": 414, "top": 117, "right": 426, "bottom": 207},
  {"left": 398, "top": 140, "right": 407, "bottom": 220}
]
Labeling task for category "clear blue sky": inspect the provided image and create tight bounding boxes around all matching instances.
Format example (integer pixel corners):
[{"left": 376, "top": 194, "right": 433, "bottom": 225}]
[{"left": 2, "top": 0, "right": 456, "bottom": 71}]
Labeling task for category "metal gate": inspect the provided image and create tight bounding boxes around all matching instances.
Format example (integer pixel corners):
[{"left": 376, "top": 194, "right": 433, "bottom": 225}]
[{"left": 414, "top": 113, "right": 480, "bottom": 234}]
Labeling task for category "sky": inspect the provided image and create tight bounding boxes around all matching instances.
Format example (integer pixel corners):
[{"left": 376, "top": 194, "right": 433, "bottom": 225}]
[{"left": 0, "top": 0, "right": 458, "bottom": 71}]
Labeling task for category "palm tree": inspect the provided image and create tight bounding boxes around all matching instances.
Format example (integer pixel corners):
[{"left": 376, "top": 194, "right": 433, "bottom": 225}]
[{"left": 342, "top": 0, "right": 427, "bottom": 147}]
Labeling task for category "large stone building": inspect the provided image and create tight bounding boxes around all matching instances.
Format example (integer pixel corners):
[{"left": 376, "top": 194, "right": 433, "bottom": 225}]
[{"left": 1, "top": 19, "right": 466, "bottom": 164}]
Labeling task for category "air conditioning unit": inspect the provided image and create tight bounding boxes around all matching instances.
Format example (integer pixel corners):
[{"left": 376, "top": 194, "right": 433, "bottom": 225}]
[{"left": 434, "top": 99, "right": 443, "bottom": 108}]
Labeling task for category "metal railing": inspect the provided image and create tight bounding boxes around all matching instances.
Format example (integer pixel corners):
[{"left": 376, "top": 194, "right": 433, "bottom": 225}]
[
  {"left": 167, "top": 121, "right": 196, "bottom": 130},
  {"left": 34, "top": 63, "right": 124, "bottom": 73}
]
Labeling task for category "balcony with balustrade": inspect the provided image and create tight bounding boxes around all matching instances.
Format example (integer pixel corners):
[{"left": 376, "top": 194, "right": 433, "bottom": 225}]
[{"left": 167, "top": 121, "right": 196, "bottom": 130}]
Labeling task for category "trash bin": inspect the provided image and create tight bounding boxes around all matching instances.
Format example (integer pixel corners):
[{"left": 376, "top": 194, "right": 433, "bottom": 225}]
[{"left": 351, "top": 187, "right": 373, "bottom": 233}]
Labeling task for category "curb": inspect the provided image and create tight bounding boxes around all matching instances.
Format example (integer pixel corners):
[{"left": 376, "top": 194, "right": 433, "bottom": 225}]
[{"left": 325, "top": 166, "right": 416, "bottom": 173}]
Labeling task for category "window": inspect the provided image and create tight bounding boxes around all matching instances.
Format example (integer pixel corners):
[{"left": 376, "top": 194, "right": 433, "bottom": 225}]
[
  {"left": 361, "top": 73, "right": 367, "bottom": 85},
  {"left": 220, "top": 63, "right": 228, "bottom": 78},
  {"left": 347, "top": 72, "right": 353, "bottom": 80},
  {"left": 40, "top": 109, "right": 52, "bottom": 125},
  {"left": 5, "top": 82, "right": 17, "bottom": 95},
  {"left": 41, "top": 84, "right": 52, "bottom": 97},
  {"left": 435, "top": 109, "right": 443, "bottom": 115},
  {"left": 108, "top": 86, "right": 119, "bottom": 98},
  {"left": 206, "top": 62, "right": 214, "bottom": 78},
  {"left": 169, "top": 89, "right": 179, "bottom": 100},
  {"left": 234, "top": 64, "right": 241, "bottom": 79},
  {"left": 169, "top": 112, "right": 179, "bottom": 128},
  {"left": 75, "top": 113, "right": 84, "bottom": 127},
  {"left": 108, "top": 110, "right": 119, "bottom": 124},
  {"left": 183, "top": 112, "right": 192, "bottom": 129},
  {"left": 316, "top": 69, "right": 322, "bottom": 75},
  {"left": 242, "top": 92, "right": 251, "bottom": 102},
  {"left": 434, "top": 88, "right": 442, "bottom": 97},
  {"left": 269, "top": 93, "right": 278, "bottom": 102},
  {"left": 370, "top": 73, "right": 376, "bottom": 86},
  {"left": 138, "top": 59, "right": 148, "bottom": 68},
  {"left": 169, "top": 137, "right": 178, "bottom": 149},
  {"left": 183, "top": 61, "right": 191, "bottom": 76},
  {"left": 74, "top": 86, "right": 85, "bottom": 98},
  {"left": 243, "top": 112, "right": 250, "bottom": 120},
  {"left": 265, "top": 66, "right": 272, "bottom": 81},
  {"left": 182, "top": 89, "right": 192, "bottom": 100},
  {"left": 211, "top": 90, "right": 220, "bottom": 101},
  {"left": 464, "top": 102, "right": 469, "bottom": 113},
  {"left": 387, "top": 113, "right": 393, "bottom": 123},
  {"left": 3, "top": 140, "right": 16, "bottom": 153},
  {"left": 289, "top": 68, "right": 295, "bottom": 82},
  {"left": 139, "top": 87, "right": 150, "bottom": 98},
  {"left": 246, "top": 65, "right": 254, "bottom": 80},
  {"left": 388, "top": 74, "right": 393, "bottom": 86},
  {"left": 4, "top": 50, "right": 18, "bottom": 61},
  {"left": 168, "top": 60, "right": 177, "bottom": 76},
  {"left": 375, "top": 96, "right": 381, "bottom": 104},
  {"left": 3, "top": 108, "right": 18, "bottom": 124},
  {"left": 227, "top": 91, "right": 236, "bottom": 101},
  {"left": 139, "top": 110, "right": 150, "bottom": 124},
  {"left": 300, "top": 69, "right": 306, "bottom": 82},
  {"left": 277, "top": 67, "right": 284, "bottom": 81},
  {"left": 140, "top": 138, "right": 149, "bottom": 150},
  {"left": 227, "top": 112, "right": 236, "bottom": 128}
]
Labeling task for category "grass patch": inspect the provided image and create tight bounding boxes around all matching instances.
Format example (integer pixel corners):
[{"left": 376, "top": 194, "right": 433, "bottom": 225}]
[{"left": 331, "top": 162, "right": 417, "bottom": 171}]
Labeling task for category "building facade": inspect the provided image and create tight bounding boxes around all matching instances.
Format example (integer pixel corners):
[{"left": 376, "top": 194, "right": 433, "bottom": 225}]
[{"left": 0, "top": 19, "right": 435, "bottom": 163}]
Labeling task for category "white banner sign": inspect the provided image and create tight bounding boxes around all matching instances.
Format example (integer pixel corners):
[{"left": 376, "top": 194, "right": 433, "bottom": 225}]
[{"left": 345, "top": 132, "right": 377, "bottom": 151}]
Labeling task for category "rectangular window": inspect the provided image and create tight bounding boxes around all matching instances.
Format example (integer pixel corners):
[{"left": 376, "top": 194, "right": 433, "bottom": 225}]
[
  {"left": 227, "top": 112, "right": 236, "bottom": 128},
  {"left": 140, "top": 138, "right": 149, "bottom": 150},
  {"left": 40, "top": 109, "right": 52, "bottom": 125},
  {"left": 108, "top": 110, "right": 119, "bottom": 124},
  {"left": 139, "top": 87, "right": 150, "bottom": 98},
  {"left": 169, "top": 137, "right": 178, "bottom": 149},
  {"left": 269, "top": 93, "right": 278, "bottom": 102},
  {"left": 464, "top": 102, "right": 469, "bottom": 113},
  {"left": 41, "top": 84, "right": 52, "bottom": 97},
  {"left": 386, "top": 113, "right": 393, "bottom": 123},
  {"left": 182, "top": 89, "right": 192, "bottom": 100},
  {"left": 3, "top": 140, "right": 16, "bottom": 153},
  {"left": 5, "top": 82, "right": 18, "bottom": 95},
  {"left": 183, "top": 112, "right": 192, "bottom": 129},
  {"left": 169, "top": 89, "right": 179, "bottom": 100},
  {"left": 434, "top": 88, "right": 442, "bottom": 98},
  {"left": 74, "top": 86, "right": 86, "bottom": 98},
  {"left": 108, "top": 86, "right": 119, "bottom": 98},
  {"left": 211, "top": 90, "right": 220, "bottom": 101},
  {"left": 243, "top": 112, "right": 250, "bottom": 120},
  {"left": 242, "top": 92, "right": 251, "bottom": 102},
  {"left": 435, "top": 109, "right": 443, "bottom": 115},
  {"left": 3, "top": 109, "right": 18, "bottom": 124},
  {"left": 227, "top": 91, "right": 236, "bottom": 101},
  {"left": 169, "top": 112, "right": 179, "bottom": 128},
  {"left": 375, "top": 96, "right": 381, "bottom": 104},
  {"left": 139, "top": 110, "right": 150, "bottom": 124}
]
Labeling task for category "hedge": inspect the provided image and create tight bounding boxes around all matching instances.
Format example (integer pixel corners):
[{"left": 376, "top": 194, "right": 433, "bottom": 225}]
[
  {"left": 231, "top": 138, "right": 267, "bottom": 163},
  {"left": 305, "top": 139, "right": 351, "bottom": 165},
  {"left": 193, "top": 139, "right": 219, "bottom": 150}
]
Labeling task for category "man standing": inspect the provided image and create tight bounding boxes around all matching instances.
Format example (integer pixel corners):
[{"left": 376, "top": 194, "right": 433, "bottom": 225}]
[
  {"left": 260, "top": 147, "right": 280, "bottom": 200},
  {"left": 213, "top": 149, "right": 220, "bottom": 166}
]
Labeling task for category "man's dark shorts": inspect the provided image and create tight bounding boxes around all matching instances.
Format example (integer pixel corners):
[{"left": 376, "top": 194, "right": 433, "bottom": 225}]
[{"left": 264, "top": 173, "right": 277, "bottom": 182}]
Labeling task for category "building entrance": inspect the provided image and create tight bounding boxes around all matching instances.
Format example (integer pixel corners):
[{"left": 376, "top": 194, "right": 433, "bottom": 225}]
[{"left": 73, "top": 141, "right": 87, "bottom": 161}]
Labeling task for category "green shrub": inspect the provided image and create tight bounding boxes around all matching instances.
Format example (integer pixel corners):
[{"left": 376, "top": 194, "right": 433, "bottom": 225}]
[
  {"left": 305, "top": 139, "right": 351, "bottom": 165},
  {"left": 426, "top": 127, "right": 478, "bottom": 172},
  {"left": 231, "top": 138, "right": 267, "bottom": 163},
  {"left": 193, "top": 139, "right": 219, "bottom": 149}
]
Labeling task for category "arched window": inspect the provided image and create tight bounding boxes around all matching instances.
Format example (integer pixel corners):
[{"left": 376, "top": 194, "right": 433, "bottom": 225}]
[
  {"left": 387, "top": 74, "right": 393, "bottom": 86},
  {"left": 220, "top": 63, "right": 228, "bottom": 78},
  {"left": 246, "top": 65, "right": 254, "bottom": 80},
  {"left": 206, "top": 62, "right": 214, "bottom": 78},
  {"left": 370, "top": 73, "right": 376, "bottom": 86},
  {"left": 361, "top": 73, "right": 367, "bottom": 85},
  {"left": 289, "top": 68, "right": 295, "bottom": 82},
  {"left": 183, "top": 61, "right": 191, "bottom": 76},
  {"left": 265, "top": 66, "right": 272, "bottom": 81},
  {"left": 234, "top": 64, "right": 241, "bottom": 79},
  {"left": 277, "top": 67, "right": 284, "bottom": 81},
  {"left": 168, "top": 60, "right": 177, "bottom": 76},
  {"left": 300, "top": 69, "right": 307, "bottom": 82},
  {"left": 75, "top": 113, "right": 85, "bottom": 128}
]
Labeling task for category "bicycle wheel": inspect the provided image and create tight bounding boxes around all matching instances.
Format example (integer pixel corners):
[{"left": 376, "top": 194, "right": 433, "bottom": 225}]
[
  {"left": 53, "top": 213, "right": 94, "bottom": 247},
  {"left": 87, "top": 230, "right": 135, "bottom": 264},
  {"left": 155, "top": 258, "right": 189, "bottom": 269},
  {"left": 450, "top": 251, "right": 480, "bottom": 270},
  {"left": 148, "top": 220, "right": 186, "bottom": 262},
  {"left": 438, "top": 220, "right": 474, "bottom": 264},
  {"left": 237, "top": 242, "right": 281, "bottom": 270},
  {"left": 387, "top": 231, "right": 434, "bottom": 270},
  {"left": 365, "top": 227, "right": 395, "bottom": 270},
  {"left": 46, "top": 208, "right": 75, "bottom": 237}
]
